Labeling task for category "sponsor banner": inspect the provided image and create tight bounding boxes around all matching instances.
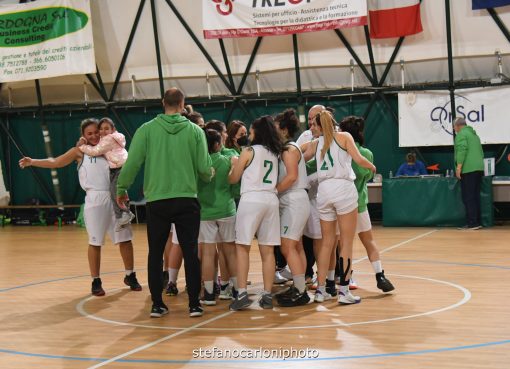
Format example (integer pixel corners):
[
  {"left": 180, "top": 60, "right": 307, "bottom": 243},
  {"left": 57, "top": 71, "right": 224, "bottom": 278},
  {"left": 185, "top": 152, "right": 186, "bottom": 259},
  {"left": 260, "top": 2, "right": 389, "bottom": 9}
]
[
  {"left": 203, "top": 0, "right": 367, "bottom": 39},
  {"left": 0, "top": 0, "right": 95, "bottom": 83},
  {"left": 399, "top": 88, "right": 510, "bottom": 147}
]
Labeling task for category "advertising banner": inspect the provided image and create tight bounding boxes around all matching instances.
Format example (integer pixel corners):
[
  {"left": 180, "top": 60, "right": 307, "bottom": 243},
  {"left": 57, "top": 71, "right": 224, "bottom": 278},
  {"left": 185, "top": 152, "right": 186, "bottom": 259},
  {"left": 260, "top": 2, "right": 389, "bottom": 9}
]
[
  {"left": 398, "top": 88, "right": 510, "bottom": 146},
  {"left": 0, "top": 0, "right": 95, "bottom": 82},
  {"left": 203, "top": 0, "right": 367, "bottom": 39}
]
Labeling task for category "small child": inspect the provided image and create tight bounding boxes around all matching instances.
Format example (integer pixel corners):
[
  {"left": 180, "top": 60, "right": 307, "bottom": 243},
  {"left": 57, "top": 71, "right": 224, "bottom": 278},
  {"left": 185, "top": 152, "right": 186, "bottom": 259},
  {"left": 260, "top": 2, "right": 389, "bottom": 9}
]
[{"left": 79, "top": 117, "right": 134, "bottom": 230}]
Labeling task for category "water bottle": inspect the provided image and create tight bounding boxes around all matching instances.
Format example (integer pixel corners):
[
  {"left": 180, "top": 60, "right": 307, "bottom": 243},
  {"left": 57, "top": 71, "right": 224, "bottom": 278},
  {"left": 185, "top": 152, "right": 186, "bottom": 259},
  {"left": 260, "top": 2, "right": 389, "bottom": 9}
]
[{"left": 389, "top": 170, "right": 393, "bottom": 178}]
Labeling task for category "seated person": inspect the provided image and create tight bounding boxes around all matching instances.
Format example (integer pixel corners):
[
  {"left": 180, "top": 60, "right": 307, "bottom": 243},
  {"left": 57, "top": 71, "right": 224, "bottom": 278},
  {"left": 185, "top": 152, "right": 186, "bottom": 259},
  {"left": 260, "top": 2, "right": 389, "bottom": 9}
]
[{"left": 396, "top": 153, "right": 427, "bottom": 176}]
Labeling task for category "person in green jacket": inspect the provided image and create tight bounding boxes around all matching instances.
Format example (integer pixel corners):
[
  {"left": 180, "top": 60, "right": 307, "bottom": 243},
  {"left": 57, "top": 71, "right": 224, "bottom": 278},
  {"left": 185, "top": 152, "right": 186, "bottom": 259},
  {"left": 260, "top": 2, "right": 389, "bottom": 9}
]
[
  {"left": 117, "top": 88, "right": 213, "bottom": 318},
  {"left": 339, "top": 116, "right": 395, "bottom": 293},
  {"left": 198, "top": 128, "right": 238, "bottom": 306},
  {"left": 454, "top": 117, "right": 484, "bottom": 230}
]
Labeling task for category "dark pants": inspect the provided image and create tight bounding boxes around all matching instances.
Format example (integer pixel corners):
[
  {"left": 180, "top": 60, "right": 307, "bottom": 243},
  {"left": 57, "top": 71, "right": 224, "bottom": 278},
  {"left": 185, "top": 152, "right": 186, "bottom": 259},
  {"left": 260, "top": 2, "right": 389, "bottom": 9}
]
[
  {"left": 302, "top": 235, "right": 315, "bottom": 278},
  {"left": 146, "top": 198, "right": 201, "bottom": 308},
  {"left": 110, "top": 168, "right": 129, "bottom": 218},
  {"left": 460, "top": 171, "right": 483, "bottom": 227}
]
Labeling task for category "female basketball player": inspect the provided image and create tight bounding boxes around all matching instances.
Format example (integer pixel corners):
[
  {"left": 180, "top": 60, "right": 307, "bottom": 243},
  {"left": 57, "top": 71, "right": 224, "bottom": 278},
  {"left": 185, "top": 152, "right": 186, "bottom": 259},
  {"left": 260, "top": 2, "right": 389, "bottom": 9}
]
[
  {"left": 18, "top": 118, "right": 141, "bottom": 297},
  {"left": 228, "top": 116, "right": 282, "bottom": 311},
  {"left": 273, "top": 109, "right": 311, "bottom": 307},
  {"left": 339, "top": 116, "right": 395, "bottom": 293},
  {"left": 303, "top": 111, "right": 376, "bottom": 304}
]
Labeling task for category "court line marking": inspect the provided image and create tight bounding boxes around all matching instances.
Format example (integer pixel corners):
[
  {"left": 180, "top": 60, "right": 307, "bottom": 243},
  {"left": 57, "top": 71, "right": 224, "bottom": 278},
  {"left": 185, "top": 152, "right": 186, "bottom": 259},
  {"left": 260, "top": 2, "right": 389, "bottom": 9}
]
[
  {"left": 353, "top": 229, "right": 439, "bottom": 264},
  {"left": 77, "top": 272, "right": 471, "bottom": 331},
  {"left": 2, "top": 258, "right": 509, "bottom": 364},
  {"left": 86, "top": 311, "right": 233, "bottom": 369}
]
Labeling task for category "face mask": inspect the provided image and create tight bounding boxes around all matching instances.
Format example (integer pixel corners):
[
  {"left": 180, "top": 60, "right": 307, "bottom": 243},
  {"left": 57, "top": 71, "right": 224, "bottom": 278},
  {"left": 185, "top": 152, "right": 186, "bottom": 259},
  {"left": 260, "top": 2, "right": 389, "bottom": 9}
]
[{"left": 236, "top": 136, "right": 249, "bottom": 146}]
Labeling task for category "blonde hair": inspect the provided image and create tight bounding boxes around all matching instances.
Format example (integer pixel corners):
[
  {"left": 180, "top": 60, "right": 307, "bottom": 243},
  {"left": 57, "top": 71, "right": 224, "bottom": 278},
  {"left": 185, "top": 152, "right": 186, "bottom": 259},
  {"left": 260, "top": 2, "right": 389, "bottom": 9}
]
[{"left": 319, "top": 110, "right": 335, "bottom": 160}]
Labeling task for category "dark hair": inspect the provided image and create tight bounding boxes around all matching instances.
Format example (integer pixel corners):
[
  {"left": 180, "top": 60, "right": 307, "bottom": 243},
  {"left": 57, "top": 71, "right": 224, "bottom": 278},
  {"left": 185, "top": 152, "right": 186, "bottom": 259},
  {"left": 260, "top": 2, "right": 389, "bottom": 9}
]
[
  {"left": 187, "top": 112, "right": 204, "bottom": 125},
  {"left": 275, "top": 108, "right": 300, "bottom": 138},
  {"left": 163, "top": 88, "right": 184, "bottom": 108},
  {"left": 80, "top": 118, "right": 99, "bottom": 135},
  {"left": 406, "top": 152, "right": 417, "bottom": 163},
  {"left": 204, "top": 129, "right": 222, "bottom": 154},
  {"left": 205, "top": 119, "right": 226, "bottom": 133},
  {"left": 225, "top": 120, "right": 246, "bottom": 149},
  {"left": 325, "top": 106, "right": 336, "bottom": 114},
  {"left": 98, "top": 117, "right": 115, "bottom": 130},
  {"left": 250, "top": 115, "right": 282, "bottom": 156},
  {"left": 339, "top": 115, "right": 365, "bottom": 145}
]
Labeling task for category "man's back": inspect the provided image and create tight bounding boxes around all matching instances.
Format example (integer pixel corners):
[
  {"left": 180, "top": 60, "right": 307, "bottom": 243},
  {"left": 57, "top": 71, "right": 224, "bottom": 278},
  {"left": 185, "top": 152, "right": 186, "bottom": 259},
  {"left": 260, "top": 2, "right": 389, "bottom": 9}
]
[{"left": 117, "top": 113, "right": 212, "bottom": 202}]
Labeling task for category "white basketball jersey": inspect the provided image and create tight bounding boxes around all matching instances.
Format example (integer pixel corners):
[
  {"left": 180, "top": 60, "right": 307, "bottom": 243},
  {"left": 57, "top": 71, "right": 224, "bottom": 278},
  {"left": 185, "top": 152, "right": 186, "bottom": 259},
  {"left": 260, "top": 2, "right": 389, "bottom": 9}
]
[
  {"left": 240, "top": 145, "right": 278, "bottom": 195},
  {"left": 278, "top": 142, "right": 308, "bottom": 195},
  {"left": 315, "top": 136, "right": 356, "bottom": 183},
  {"left": 78, "top": 154, "right": 110, "bottom": 192}
]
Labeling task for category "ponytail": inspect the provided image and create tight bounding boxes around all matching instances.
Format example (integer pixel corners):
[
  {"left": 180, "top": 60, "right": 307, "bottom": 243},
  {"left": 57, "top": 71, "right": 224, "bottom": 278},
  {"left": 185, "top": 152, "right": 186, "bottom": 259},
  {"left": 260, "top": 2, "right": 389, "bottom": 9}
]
[{"left": 319, "top": 110, "right": 335, "bottom": 160}]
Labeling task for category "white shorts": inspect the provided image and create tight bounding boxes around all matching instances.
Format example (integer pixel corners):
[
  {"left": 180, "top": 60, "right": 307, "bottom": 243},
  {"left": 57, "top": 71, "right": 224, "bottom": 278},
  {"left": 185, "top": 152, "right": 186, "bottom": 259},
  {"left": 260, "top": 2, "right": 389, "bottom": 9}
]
[
  {"left": 84, "top": 191, "right": 132, "bottom": 246},
  {"left": 356, "top": 210, "right": 372, "bottom": 233},
  {"left": 280, "top": 190, "right": 310, "bottom": 241},
  {"left": 199, "top": 216, "right": 236, "bottom": 244},
  {"left": 235, "top": 192, "right": 280, "bottom": 246},
  {"left": 317, "top": 179, "right": 358, "bottom": 221},
  {"left": 303, "top": 198, "right": 340, "bottom": 240}
]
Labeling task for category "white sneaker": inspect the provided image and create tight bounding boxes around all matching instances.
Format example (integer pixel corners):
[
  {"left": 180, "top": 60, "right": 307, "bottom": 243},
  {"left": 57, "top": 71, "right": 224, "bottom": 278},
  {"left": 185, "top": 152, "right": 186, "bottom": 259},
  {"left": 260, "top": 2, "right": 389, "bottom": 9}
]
[
  {"left": 349, "top": 277, "right": 358, "bottom": 290},
  {"left": 219, "top": 284, "right": 233, "bottom": 300},
  {"left": 274, "top": 270, "right": 289, "bottom": 284},
  {"left": 279, "top": 266, "right": 293, "bottom": 280},
  {"left": 338, "top": 290, "right": 361, "bottom": 304},
  {"left": 115, "top": 212, "right": 135, "bottom": 232},
  {"left": 314, "top": 289, "right": 333, "bottom": 303}
]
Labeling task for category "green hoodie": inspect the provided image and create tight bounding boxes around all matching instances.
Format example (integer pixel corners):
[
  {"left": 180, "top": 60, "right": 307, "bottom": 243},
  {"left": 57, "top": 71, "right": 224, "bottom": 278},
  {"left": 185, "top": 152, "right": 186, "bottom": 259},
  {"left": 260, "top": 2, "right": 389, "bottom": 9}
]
[
  {"left": 454, "top": 126, "right": 484, "bottom": 174},
  {"left": 352, "top": 143, "right": 374, "bottom": 213},
  {"left": 117, "top": 113, "right": 213, "bottom": 202}
]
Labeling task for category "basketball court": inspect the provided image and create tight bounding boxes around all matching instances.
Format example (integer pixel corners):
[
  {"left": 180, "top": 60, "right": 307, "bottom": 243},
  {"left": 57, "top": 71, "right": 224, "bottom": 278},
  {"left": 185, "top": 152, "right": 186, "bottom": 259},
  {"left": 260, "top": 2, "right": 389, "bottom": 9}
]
[{"left": 1, "top": 225, "right": 508, "bottom": 368}]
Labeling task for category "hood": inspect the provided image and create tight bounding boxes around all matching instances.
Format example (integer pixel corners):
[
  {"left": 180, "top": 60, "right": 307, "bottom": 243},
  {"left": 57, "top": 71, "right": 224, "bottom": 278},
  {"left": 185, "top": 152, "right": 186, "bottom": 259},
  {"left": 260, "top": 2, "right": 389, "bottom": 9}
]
[
  {"left": 154, "top": 113, "right": 190, "bottom": 134},
  {"left": 461, "top": 125, "right": 477, "bottom": 135}
]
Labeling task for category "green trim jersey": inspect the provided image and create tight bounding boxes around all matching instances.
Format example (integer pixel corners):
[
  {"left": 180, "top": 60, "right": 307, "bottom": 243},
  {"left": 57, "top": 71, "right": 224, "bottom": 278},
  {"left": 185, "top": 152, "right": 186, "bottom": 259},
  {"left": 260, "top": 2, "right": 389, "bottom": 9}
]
[
  {"left": 240, "top": 145, "right": 278, "bottom": 195},
  {"left": 277, "top": 142, "right": 308, "bottom": 195},
  {"left": 315, "top": 136, "right": 356, "bottom": 183}
]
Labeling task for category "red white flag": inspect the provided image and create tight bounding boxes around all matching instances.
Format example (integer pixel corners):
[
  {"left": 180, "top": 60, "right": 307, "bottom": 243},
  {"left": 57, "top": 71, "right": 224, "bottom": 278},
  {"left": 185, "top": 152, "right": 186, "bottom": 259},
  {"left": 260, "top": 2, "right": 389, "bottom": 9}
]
[{"left": 368, "top": 0, "right": 423, "bottom": 39}]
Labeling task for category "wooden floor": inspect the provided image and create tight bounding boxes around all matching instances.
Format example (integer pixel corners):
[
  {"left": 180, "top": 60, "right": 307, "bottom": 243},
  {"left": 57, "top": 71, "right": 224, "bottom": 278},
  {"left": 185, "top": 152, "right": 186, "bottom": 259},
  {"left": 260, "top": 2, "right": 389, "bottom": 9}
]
[{"left": 0, "top": 224, "right": 509, "bottom": 369}]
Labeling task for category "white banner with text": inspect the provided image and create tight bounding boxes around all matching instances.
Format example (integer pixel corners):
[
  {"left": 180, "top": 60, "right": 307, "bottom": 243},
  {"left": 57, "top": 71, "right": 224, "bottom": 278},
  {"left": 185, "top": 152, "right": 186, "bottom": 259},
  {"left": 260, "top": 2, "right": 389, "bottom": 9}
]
[
  {"left": 203, "top": 0, "right": 367, "bottom": 39},
  {"left": 0, "top": 0, "right": 95, "bottom": 82},
  {"left": 399, "top": 88, "right": 510, "bottom": 147}
]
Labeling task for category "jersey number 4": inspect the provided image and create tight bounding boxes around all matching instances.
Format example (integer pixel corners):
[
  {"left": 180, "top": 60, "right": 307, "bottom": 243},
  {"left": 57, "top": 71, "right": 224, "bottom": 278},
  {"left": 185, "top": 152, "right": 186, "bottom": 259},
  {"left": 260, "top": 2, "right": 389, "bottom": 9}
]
[
  {"left": 263, "top": 160, "right": 273, "bottom": 184},
  {"left": 320, "top": 150, "right": 334, "bottom": 171}
]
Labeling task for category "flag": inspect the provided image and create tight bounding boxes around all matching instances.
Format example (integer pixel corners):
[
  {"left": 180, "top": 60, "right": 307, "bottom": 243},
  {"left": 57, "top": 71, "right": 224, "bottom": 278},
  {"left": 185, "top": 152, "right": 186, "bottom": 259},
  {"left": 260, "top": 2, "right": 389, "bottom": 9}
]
[
  {"left": 472, "top": 0, "right": 510, "bottom": 9},
  {"left": 368, "top": 0, "right": 423, "bottom": 39}
]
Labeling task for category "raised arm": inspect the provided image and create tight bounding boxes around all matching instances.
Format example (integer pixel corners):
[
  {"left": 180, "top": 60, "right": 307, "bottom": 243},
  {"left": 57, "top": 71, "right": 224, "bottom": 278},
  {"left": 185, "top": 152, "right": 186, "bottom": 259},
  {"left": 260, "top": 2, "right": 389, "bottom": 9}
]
[
  {"left": 19, "top": 147, "right": 81, "bottom": 169},
  {"left": 228, "top": 147, "right": 253, "bottom": 184},
  {"left": 276, "top": 146, "right": 300, "bottom": 194},
  {"left": 79, "top": 135, "right": 116, "bottom": 157},
  {"left": 338, "top": 132, "right": 376, "bottom": 173}
]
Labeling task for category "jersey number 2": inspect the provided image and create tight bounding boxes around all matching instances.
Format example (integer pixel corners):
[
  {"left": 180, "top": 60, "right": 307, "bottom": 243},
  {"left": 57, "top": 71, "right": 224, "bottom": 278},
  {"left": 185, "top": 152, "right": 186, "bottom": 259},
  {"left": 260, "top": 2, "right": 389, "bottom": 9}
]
[{"left": 263, "top": 160, "right": 273, "bottom": 184}]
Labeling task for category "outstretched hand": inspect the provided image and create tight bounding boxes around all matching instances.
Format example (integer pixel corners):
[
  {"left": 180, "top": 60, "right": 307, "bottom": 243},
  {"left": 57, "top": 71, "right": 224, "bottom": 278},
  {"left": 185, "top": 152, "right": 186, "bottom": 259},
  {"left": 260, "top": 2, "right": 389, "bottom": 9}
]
[{"left": 19, "top": 157, "right": 32, "bottom": 169}]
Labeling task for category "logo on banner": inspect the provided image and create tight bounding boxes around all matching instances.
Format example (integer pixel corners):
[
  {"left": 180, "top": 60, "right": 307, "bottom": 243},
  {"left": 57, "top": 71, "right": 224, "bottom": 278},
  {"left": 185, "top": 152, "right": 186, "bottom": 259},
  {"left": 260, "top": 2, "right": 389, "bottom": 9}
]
[
  {"left": 430, "top": 94, "right": 485, "bottom": 135},
  {"left": 0, "top": 7, "right": 88, "bottom": 47},
  {"left": 212, "top": 0, "right": 234, "bottom": 16}
]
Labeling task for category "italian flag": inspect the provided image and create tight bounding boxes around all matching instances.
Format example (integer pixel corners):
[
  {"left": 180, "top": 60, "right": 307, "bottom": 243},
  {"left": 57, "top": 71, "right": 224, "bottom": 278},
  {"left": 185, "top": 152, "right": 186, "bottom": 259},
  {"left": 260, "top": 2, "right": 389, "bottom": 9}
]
[{"left": 368, "top": 0, "right": 423, "bottom": 39}]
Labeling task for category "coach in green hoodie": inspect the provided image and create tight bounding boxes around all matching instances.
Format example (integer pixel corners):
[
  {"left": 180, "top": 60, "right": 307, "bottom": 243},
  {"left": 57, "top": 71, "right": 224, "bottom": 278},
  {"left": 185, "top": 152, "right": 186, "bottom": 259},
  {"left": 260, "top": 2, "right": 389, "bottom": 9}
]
[
  {"left": 117, "top": 88, "right": 213, "bottom": 318},
  {"left": 454, "top": 117, "right": 484, "bottom": 230}
]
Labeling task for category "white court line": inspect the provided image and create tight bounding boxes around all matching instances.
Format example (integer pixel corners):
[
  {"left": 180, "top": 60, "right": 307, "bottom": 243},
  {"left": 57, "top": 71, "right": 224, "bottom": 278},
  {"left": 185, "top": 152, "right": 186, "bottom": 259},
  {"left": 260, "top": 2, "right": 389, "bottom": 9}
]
[
  {"left": 86, "top": 228, "right": 440, "bottom": 367},
  {"left": 354, "top": 229, "right": 439, "bottom": 264},
  {"left": 86, "top": 311, "right": 233, "bottom": 369}
]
